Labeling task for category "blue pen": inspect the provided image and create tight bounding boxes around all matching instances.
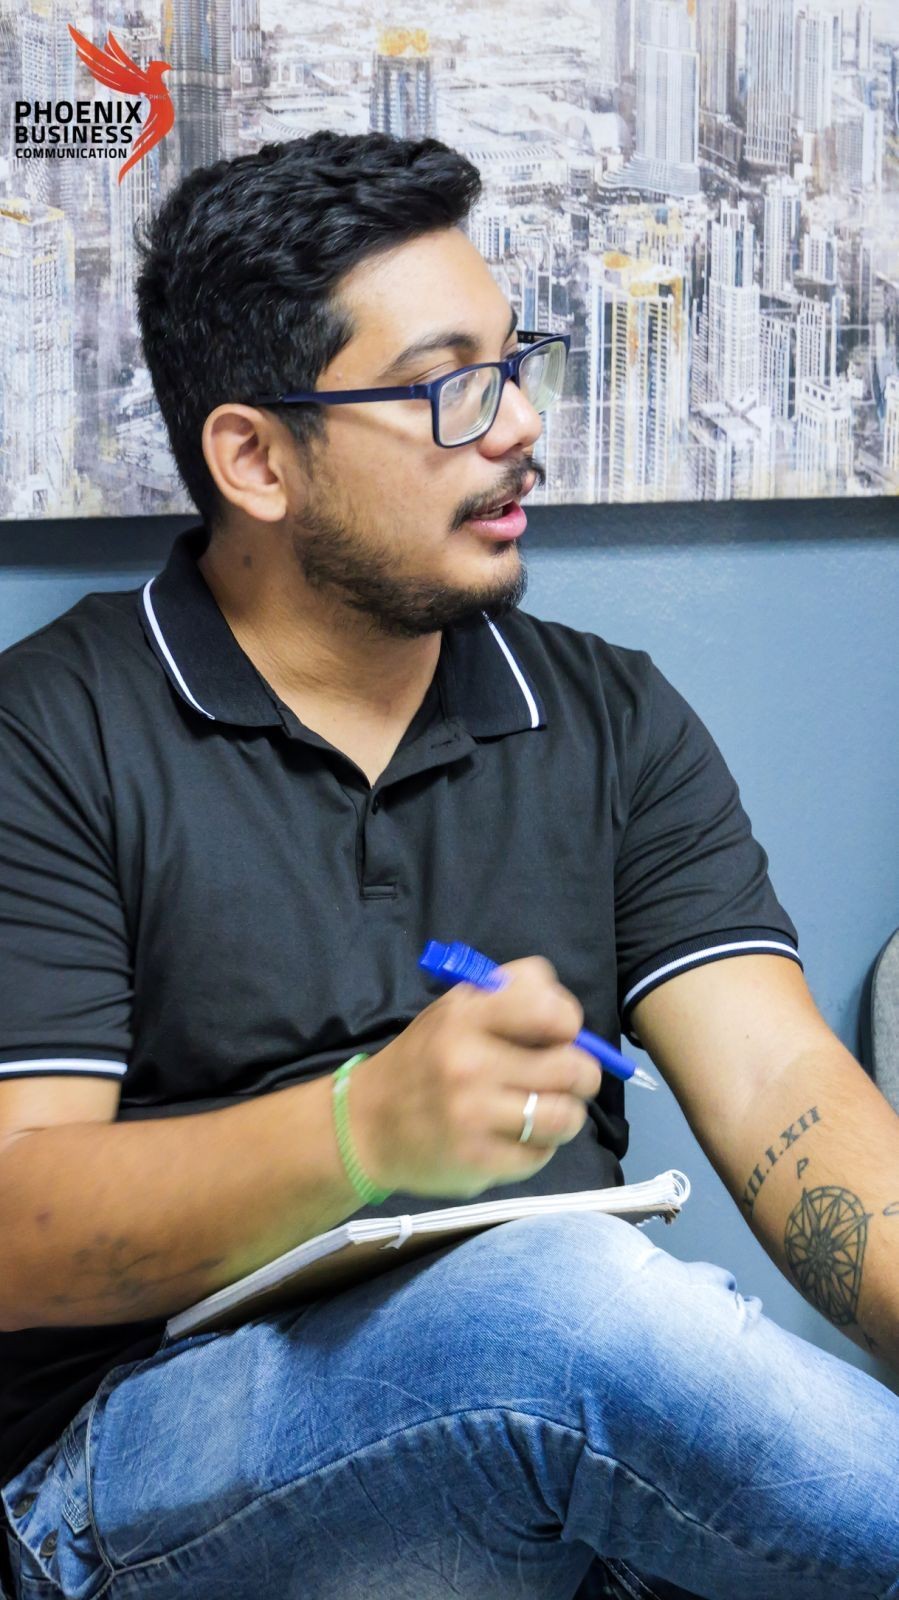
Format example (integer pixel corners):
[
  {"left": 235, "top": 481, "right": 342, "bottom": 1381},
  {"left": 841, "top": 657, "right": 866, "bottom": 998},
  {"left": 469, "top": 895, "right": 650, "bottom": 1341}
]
[{"left": 418, "top": 940, "right": 658, "bottom": 1091}]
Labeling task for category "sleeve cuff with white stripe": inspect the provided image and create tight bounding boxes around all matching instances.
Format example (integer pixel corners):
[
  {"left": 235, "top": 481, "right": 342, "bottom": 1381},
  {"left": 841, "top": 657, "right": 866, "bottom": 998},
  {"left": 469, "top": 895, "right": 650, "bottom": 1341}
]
[
  {"left": 0, "top": 1055, "right": 128, "bottom": 1083},
  {"left": 620, "top": 928, "right": 803, "bottom": 1046}
]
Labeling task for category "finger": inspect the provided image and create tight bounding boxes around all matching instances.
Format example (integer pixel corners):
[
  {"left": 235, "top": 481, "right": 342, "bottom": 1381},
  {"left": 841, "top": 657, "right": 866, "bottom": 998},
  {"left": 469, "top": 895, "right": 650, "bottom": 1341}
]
[
  {"left": 475, "top": 965, "right": 584, "bottom": 1048},
  {"left": 496, "top": 1042, "right": 603, "bottom": 1103},
  {"left": 490, "top": 1082, "right": 589, "bottom": 1148},
  {"left": 495, "top": 954, "right": 559, "bottom": 984},
  {"left": 473, "top": 1044, "right": 602, "bottom": 1144}
]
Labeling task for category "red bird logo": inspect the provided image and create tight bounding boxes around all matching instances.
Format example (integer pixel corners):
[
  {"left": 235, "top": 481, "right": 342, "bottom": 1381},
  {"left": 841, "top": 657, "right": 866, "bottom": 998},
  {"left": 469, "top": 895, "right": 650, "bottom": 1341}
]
[{"left": 68, "top": 25, "right": 174, "bottom": 183}]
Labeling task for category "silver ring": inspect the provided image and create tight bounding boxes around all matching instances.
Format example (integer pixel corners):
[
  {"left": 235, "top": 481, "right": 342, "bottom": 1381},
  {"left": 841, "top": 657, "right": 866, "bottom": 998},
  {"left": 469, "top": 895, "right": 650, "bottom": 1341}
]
[{"left": 519, "top": 1091, "right": 539, "bottom": 1144}]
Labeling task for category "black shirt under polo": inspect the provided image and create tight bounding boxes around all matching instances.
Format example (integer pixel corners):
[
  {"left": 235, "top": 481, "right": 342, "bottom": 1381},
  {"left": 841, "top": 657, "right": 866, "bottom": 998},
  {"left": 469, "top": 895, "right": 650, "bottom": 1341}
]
[{"left": 0, "top": 527, "right": 801, "bottom": 1490}]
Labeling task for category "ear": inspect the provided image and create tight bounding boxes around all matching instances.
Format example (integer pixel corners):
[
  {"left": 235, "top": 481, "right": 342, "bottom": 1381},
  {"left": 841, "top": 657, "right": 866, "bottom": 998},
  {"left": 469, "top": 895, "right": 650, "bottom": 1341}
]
[{"left": 201, "top": 405, "right": 310, "bottom": 525}]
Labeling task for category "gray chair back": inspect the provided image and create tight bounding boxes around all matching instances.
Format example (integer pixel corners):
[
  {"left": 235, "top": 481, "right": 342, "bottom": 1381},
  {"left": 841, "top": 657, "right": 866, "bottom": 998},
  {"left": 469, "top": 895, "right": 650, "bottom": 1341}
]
[{"left": 862, "top": 927, "right": 899, "bottom": 1114}]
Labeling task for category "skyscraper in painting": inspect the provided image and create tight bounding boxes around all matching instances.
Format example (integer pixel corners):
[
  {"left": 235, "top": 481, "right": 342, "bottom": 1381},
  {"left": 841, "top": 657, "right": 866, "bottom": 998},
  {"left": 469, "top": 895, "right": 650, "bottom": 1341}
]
[
  {"left": 612, "top": 0, "right": 700, "bottom": 196},
  {"left": 762, "top": 176, "right": 802, "bottom": 296},
  {"left": 794, "top": 9, "right": 836, "bottom": 136},
  {"left": 0, "top": 199, "right": 75, "bottom": 516},
  {"left": 796, "top": 376, "right": 853, "bottom": 494},
  {"left": 883, "top": 376, "right": 899, "bottom": 483},
  {"left": 696, "top": 203, "right": 760, "bottom": 409},
  {"left": 17, "top": 0, "right": 77, "bottom": 213},
  {"left": 713, "top": 205, "right": 759, "bottom": 402},
  {"left": 167, "top": 0, "right": 234, "bottom": 174},
  {"left": 634, "top": 0, "right": 699, "bottom": 192},
  {"left": 599, "top": 252, "right": 689, "bottom": 503},
  {"left": 697, "top": 0, "right": 735, "bottom": 117},
  {"left": 370, "top": 28, "right": 436, "bottom": 139},
  {"left": 745, "top": 0, "right": 794, "bottom": 169}
]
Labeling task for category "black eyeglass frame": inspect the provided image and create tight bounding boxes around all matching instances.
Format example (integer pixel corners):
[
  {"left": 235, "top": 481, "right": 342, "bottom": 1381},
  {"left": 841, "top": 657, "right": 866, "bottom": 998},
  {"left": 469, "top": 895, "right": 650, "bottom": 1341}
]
[{"left": 244, "top": 331, "right": 571, "bottom": 448}]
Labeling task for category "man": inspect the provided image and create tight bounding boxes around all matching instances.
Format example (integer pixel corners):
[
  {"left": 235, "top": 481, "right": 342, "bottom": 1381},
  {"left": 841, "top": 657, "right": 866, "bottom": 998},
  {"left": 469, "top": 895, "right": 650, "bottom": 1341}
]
[{"left": 0, "top": 131, "right": 896, "bottom": 1600}]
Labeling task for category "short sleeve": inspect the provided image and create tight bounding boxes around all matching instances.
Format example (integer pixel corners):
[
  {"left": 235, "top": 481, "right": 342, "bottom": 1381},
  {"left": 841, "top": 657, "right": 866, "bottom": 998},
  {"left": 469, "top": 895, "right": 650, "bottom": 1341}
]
[
  {"left": 0, "top": 702, "right": 133, "bottom": 1085},
  {"left": 614, "top": 662, "right": 801, "bottom": 1044}
]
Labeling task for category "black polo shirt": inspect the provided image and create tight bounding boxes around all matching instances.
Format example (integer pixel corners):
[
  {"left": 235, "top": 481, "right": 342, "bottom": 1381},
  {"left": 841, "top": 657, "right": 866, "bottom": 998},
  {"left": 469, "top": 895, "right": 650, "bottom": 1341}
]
[{"left": 0, "top": 527, "right": 801, "bottom": 1491}]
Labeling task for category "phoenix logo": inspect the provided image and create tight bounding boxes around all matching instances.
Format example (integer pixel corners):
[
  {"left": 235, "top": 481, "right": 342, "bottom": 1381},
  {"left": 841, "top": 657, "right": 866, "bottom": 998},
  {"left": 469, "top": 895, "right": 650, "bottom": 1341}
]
[{"left": 68, "top": 25, "right": 174, "bottom": 181}]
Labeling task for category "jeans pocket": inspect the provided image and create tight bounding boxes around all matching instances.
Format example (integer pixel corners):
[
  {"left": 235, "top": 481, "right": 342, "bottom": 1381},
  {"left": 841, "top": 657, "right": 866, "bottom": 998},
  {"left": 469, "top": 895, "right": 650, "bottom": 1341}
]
[{"left": 3, "top": 1405, "right": 109, "bottom": 1600}]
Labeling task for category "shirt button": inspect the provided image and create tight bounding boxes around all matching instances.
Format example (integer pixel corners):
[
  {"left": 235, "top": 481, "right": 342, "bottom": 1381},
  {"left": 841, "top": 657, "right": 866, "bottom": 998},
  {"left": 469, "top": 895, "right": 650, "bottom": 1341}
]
[
  {"left": 371, "top": 796, "right": 380, "bottom": 813},
  {"left": 40, "top": 1530, "right": 58, "bottom": 1558},
  {"left": 11, "top": 1493, "right": 36, "bottom": 1517}
]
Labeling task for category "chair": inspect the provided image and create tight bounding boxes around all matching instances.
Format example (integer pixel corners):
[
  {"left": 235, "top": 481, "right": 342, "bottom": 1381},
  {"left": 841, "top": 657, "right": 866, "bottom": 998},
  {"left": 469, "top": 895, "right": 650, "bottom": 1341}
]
[{"left": 860, "top": 926, "right": 899, "bottom": 1113}]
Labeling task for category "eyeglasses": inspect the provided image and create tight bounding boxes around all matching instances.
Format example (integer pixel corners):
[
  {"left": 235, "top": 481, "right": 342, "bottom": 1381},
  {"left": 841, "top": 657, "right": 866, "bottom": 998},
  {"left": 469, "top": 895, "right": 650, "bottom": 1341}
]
[{"left": 245, "top": 331, "right": 570, "bottom": 448}]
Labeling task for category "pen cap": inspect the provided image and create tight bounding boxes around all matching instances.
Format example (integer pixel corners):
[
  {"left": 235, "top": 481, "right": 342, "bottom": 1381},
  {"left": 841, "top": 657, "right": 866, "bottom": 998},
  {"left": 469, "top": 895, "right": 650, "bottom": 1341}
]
[
  {"left": 418, "top": 940, "right": 454, "bottom": 979},
  {"left": 418, "top": 940, "right": 504, "bottom": 990}
]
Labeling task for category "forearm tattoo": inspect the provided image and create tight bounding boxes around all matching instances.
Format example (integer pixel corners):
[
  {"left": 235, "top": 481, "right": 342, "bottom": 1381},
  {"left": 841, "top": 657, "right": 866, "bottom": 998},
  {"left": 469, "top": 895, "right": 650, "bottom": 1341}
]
[
  {"left": 740, "top": 1104, "right": 821, "bottom": 1216},
  {"left": 48, "top": 1234, "right": 225, "bottom": 1315},
  {"left": 784, "top": 1185, "right": 872, "bottom": 1332},
  {"left": 740, "top": 1107, "right": 898, "bottom": 1353}
]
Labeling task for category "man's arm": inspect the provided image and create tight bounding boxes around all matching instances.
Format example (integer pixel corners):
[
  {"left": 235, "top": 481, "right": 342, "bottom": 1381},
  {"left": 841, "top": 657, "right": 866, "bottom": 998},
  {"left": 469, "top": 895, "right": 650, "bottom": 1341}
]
[
  {"left": 632, "top": 954, "right": 899, "bottom": 1369},
  {"left": 0, "top": 963, "right": 603, "bottom": 1332},
  {"left": 0, "top": 1069, "right": 370, "bottom": 1330}
]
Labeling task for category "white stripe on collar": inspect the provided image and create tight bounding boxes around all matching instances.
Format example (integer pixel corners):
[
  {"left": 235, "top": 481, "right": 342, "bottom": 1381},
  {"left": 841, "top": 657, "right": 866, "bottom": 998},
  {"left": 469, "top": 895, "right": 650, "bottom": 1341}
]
[
  {"left": 482, "top": 615, "right": 541, "bottom": 729},
  {"left": 141, "top": 580, "right": 538, "bottom": 732},
  {"left": 142, "top": 578, "right": 216, "bottom": 721}
]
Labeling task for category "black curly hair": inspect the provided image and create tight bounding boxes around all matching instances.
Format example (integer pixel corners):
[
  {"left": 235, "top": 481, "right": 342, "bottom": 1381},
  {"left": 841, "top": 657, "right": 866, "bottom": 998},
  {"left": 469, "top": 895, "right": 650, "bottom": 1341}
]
[{"left": 135, "top": 130, "right": 483, "bottom": 528}]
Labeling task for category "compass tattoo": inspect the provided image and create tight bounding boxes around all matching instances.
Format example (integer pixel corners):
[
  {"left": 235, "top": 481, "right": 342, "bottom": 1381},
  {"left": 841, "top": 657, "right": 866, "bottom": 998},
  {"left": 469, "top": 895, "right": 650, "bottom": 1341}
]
[{"left": 784, "top": 1186, "right": 872, "bottom": 1327}]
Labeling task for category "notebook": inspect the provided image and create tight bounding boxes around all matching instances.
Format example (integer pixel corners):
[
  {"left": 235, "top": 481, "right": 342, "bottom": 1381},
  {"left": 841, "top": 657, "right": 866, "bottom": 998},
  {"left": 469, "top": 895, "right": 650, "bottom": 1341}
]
[{"left": 163, "top": 1169, "right": 691, "bottom": 1341}]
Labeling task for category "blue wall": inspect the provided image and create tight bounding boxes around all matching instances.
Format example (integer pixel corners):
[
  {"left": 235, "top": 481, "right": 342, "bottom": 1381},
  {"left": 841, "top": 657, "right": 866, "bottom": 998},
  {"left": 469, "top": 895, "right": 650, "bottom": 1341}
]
[{"left": 2, "top": 498, "right": 897, "bottom": 1396}]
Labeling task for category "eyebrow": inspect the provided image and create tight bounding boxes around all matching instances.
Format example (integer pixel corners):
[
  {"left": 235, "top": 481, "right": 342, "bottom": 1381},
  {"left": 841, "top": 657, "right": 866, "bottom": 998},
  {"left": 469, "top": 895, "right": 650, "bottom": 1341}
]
[{"left": 377, "top": 305, "right": 519, "bottom": 380}]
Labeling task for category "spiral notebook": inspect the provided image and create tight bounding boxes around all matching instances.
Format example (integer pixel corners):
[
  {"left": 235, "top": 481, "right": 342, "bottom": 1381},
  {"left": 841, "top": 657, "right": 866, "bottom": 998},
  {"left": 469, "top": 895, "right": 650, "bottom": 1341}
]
[{"left": 163, "top": 1169, "right": 691, "bottom": 1342}]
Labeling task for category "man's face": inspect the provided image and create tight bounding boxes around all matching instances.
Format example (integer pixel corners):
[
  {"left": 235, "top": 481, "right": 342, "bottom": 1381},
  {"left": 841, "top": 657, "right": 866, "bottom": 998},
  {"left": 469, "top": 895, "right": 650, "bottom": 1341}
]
[{"left": 282, "top": 227, "right": 546, "bottom": 638}]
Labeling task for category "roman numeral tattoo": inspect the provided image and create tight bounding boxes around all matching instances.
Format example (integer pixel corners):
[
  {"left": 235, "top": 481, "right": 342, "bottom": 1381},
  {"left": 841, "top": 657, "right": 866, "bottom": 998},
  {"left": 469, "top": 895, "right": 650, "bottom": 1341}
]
[{"left": 740, "top": 1105, "right": 821, "bottom": 1216}]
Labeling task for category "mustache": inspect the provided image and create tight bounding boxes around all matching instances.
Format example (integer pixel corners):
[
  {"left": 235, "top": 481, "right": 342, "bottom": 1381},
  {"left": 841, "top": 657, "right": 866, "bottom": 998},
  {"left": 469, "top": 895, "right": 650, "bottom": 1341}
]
[{"left": 460, "top": 460, "right": 545, "bottom": 524}]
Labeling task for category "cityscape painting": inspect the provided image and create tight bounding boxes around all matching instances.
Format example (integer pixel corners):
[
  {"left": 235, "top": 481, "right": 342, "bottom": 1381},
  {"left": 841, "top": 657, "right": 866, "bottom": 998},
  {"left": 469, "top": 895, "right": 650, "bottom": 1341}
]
[{"left": 1, "top": 0, "right": 898, "bottom": 519}]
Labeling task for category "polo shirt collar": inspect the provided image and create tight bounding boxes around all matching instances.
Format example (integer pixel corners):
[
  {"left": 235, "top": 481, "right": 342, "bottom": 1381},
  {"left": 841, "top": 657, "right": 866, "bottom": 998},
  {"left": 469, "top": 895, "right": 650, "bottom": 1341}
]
[{"left": 139, "top": 527, "right": 547, "bottom": 738}]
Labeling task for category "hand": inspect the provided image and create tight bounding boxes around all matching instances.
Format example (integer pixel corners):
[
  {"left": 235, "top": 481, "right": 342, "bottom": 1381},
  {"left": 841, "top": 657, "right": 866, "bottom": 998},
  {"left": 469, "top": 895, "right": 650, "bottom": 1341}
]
[{"left": 349, "top": 956, "right": 603, "bottom": 1198}]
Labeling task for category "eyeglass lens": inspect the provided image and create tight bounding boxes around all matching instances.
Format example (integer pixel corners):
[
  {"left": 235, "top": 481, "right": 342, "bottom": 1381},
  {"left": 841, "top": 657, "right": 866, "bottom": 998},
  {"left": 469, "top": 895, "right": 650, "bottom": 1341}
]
[{"left": 437, "top": 339, "right": 567, "bottom": 445}]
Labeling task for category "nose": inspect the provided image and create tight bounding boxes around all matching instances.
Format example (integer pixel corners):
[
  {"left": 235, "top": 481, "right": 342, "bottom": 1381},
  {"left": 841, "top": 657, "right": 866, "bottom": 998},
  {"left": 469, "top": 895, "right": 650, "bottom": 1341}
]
[{"left": 479, "top": 372, "right": 544, "bottom": 459}]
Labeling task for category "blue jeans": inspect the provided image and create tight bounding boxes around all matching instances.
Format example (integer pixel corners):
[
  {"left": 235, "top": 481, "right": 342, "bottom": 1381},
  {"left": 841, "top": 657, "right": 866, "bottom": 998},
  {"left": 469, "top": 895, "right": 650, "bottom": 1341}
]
[{"left": 3, "top": 1211, "right": 898, "bottom": 1600}]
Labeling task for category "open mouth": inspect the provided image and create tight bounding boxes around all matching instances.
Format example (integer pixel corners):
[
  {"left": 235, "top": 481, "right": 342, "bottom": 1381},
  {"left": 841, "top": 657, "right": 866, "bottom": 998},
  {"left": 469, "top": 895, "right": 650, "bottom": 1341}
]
[
  {"left": 464, "top": 474, "right": 534, "bottom": 533},
  {"left": 468, "top": 473, "right": 536, "bottom": 522},
  {"left": 464, "top": 500, "right": 527, "bottom": 538},
  {"left": 469, "top": 500, "right": 515, "bottom": 521}
]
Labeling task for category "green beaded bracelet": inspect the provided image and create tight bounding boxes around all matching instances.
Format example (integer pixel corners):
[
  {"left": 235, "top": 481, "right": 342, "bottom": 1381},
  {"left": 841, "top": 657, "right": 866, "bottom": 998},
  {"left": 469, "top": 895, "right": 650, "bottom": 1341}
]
[{"left": 332, "top": 1052, "right": 394, "bottom": 1205}]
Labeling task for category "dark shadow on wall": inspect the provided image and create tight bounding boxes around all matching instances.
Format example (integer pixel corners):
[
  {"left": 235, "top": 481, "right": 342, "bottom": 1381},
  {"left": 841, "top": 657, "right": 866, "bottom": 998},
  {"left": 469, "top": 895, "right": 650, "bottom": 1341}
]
[{"left": 0, "top": 495, "right": 894, "bottom": 570}]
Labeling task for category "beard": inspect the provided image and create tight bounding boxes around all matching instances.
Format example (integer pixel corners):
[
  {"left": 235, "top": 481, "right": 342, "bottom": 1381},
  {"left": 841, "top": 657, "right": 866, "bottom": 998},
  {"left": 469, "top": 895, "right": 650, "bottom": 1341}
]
[{"left": 288, "top": 499, "right": 528, "bottom": 639}]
